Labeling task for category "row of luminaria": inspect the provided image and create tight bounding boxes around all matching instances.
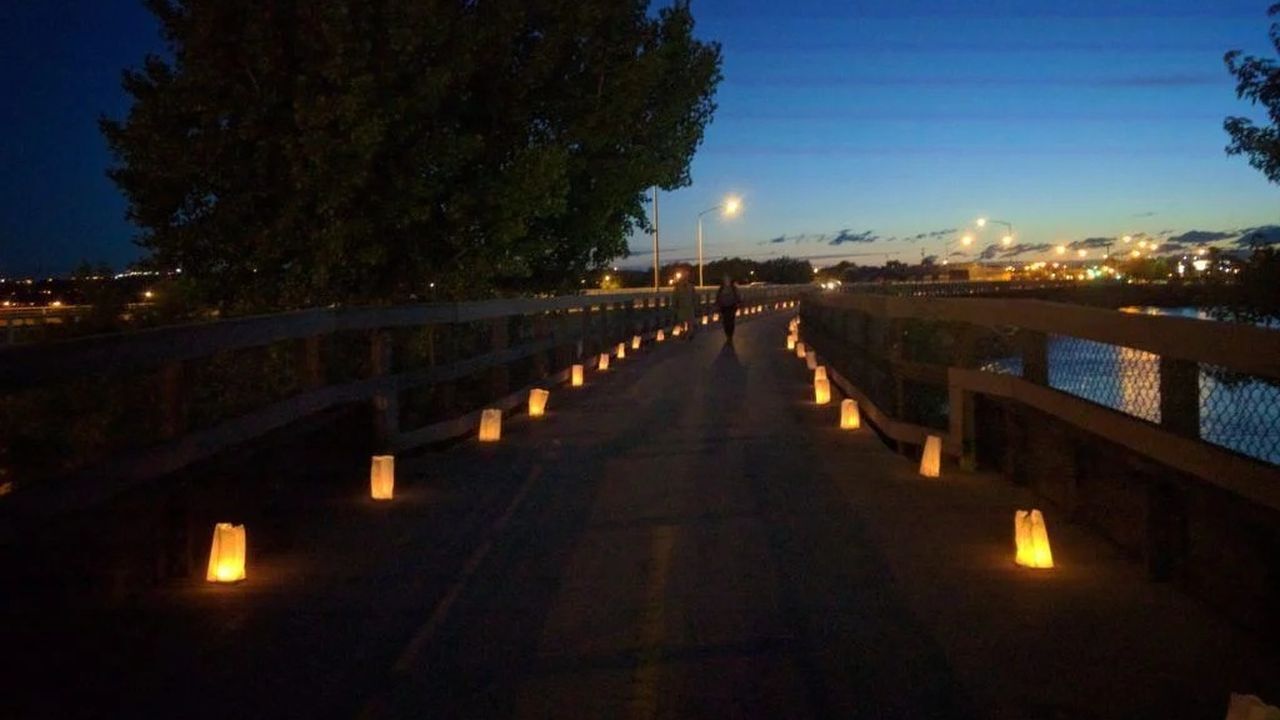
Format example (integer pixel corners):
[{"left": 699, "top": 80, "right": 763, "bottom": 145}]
[
  {"left": 206, "top": 299, "right": 802, "bottom": 583},
  {"left": 788, "top": 316, "right": 1053, "bottom": 570}
]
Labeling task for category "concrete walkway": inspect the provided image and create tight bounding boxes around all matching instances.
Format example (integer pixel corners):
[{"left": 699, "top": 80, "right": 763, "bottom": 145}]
[{"left": 3, "top": 310, "right": 1279, "bottom": 719}]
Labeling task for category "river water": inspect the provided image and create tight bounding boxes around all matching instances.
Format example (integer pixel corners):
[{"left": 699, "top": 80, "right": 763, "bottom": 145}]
[{"left": 986, "top": 306, "right": 1280, "bottom": 466}]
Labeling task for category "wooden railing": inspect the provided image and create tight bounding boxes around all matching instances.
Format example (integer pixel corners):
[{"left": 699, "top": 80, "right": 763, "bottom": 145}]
[
  {"left": 800, "top": 292, "right": 1280, "bottom": 510},
  {"left": 0, "top": 286, "right": 810, "bottom": 528}
]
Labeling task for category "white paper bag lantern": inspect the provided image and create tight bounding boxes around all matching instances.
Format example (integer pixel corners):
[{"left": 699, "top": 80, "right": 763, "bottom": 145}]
[
  {"left": 712, "top": 313, "right": 720, "bottom": 322},
  {"left": 571, "top": 364, "right": 584, "bottom": 387},
  {"left": 814, "top": 377, "right": 831, "bottom": 405},
  {"left": 479, "top": 408, "right": 502, "bottom": 442},
  {"left": 631, "top": 335, "right": 641, "bottom": 350},
  {"left": 840, "top": 399, "right": 860, "bottom": 429},
  {"left": 598, "top": 353, "right": 610, "bottom": 371},
  {"left": 805, "top": 351, "right": 817, "bottom": 371},
  {"left": 701, "top": 316, "right": 708, "bottom": 326},
  {"left": 1226, "top": 694, "right": 1280, "bottom": 720},
  {"left": 787, "top": 335, "right": 797, "bottom": 350},
  {"left": 206, "top": 523, "right": 246, "bottom": 583},
  {"left": 919, "top": 435, "right": 942, "bottom": 477},
  {"left": 370, "top": 455, "right": 395, "bottom": 500},
  {"left": 528, "top": 388, "right": 549, "bottom": 418},
  {"left": 615, "top": 342, "right": 626, "bottom": 360},
  {"left": 656, "top": 329, "right": 666, "bottom": 342},
  {"left": 814, "top": 366, "right": 827, "bottom": 383},
  {"left": 795, "top": 341, "right": 806, "bottom": 359},
  {"left": 1014, "top": 509, "right": 1054, "bottom": 569}
]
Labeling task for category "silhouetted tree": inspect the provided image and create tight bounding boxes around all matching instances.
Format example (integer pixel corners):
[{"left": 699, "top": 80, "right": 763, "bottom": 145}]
[
  {"left": 103, "top": 0, "right": 721, "bottom": 311},
  {"left": 1224, "top": 3, "right": 1280, "bottom": 184}
]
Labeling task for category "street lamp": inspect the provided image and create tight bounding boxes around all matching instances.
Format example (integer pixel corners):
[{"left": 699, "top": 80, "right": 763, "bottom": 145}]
[
  {"left": 942, "top": 234, "right": 976, "bottom": 264},
  {"left": 697, "top": 196, "right": 743, "bottom": 287},
  {"left": 976, "top": 217, "right": 1015, "bottom": 246}
]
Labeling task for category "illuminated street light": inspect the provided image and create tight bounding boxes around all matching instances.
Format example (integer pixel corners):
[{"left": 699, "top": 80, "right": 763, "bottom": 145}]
[
  {"left": 1002, "top": 235, "right": 1014, "bottom": 246},
  {"left": 976, "top": 218, "right": 988, "bottom": 228},
  {"left": 1122, "top": 235, "right": 1132, "bottom": 243},
  {"left": 697, "top": 196, "right": 743, "bottom": 287},
  {"left": 1130, "top": 250, "right": 1141, "bottom": 258},
  {"left": 1055, "top": 245, "right": 1066, "bottom": 255},
  {"left": 1077, "top": 249, "right": 1087, "bottom": 258},
  {"left": 961, "top": 235, "right": 974, "bottom": 246}
]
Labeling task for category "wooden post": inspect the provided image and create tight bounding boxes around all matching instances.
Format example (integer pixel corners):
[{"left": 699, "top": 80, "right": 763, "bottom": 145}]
[
  {"left": 1018, "top": 329, "right": 1049, "bottom": 386},
  {"left": 300, "top": 335, "right": 324, "bottom": 390},
  {"left": 489, "top": 317, "right": 510, "bottom": 398},
  {"left": 1159, "top": 356, "right": 1199, "bottom": 438},
  {"left": 532, "top": 312, "right": 550, "bottom": 379},
  {"left": 158, "top": 360, "right": 185, "bottom": 440},
  {"left": 370, "top": 330, "right": 398, "bottom": 449}
]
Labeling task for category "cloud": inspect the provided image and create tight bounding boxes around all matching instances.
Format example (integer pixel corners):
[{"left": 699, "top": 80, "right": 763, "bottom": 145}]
[
  {"left": 1001, "top": 243, "right": 1054, "bottom": 257},
  {"left": 1157, "top": 229, "right": 1175, "bottom": 237},
  {"left": 905, "top": 227, "right": 957, "bottom": 242},
  {"left": 829, "top": 229, "right": 878, "bottom": 245},
  {"left": 1068, "top": 237, "right": 1116, "bottom": 250},
  {"left": 1155, "top": 242, "right": 1186, "bottom": 253},
  {"left": 1133, "top": 211, "right": 1157, "bottom": 218},
  {"left": 767, "top": 235, "right": 787, "bottom": 244},
  {"left": 1166, "top": 230, "right": 1238, "bottom": 244},
  {"left": 978, "top": 243, "right": 1001, "bottom": 260},
  {"left": 1234, "top": 226, "right": 1280, "bottom": 247}
]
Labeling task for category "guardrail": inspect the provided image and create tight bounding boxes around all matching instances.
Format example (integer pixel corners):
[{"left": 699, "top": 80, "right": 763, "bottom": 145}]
[
  {"left": 1, "top": 286, "right": 810, "bottom": 527},
  {"left": 800, "top": 292, "right": 1280, "bottom": 505}
]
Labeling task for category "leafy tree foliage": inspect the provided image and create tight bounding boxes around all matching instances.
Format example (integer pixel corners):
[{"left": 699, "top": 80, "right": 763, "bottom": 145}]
[
  {"left": 1224, "top": 3, "right": 1280, "bottom": 184},
  {"left": 102, "top": 0, "right": 721, "bottom": 310}
]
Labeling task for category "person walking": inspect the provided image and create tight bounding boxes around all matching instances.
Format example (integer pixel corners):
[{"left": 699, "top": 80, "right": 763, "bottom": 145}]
[
  {"left": 673, "top": 273, "right": 696, "bottom": 338},
  {"left": 716, "top": 275, "right": 742, "bottom": 342}
]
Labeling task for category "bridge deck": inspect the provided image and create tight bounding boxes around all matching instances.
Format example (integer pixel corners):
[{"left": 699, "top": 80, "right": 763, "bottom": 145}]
[{"left": 4, "top": 311, "right": 1279, "bottom": 719}]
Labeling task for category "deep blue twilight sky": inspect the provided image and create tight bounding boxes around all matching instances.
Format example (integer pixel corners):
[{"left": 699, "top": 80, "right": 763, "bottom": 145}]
[{"left": 1, "top": 0, "right": 1277, "bottom": 276}]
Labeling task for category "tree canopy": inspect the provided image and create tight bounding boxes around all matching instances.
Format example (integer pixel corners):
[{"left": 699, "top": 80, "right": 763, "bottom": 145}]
[
  {"left": 102, "top": 0, "right": 721, "bottom": 311},
  {"left": 1224, "top": 3, "right": 1280, "bottom": 184}
]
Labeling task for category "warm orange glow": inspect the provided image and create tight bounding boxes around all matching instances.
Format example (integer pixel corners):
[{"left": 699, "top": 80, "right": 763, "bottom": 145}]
[
  {"left": 1015, "top": 509, "right": 1054, "bottom": 569},
  {"left": 787, "top": 335, "right": 797, "bottom": 351},
  {"left": 598, "top": 353, "right": 610, "bottom": 371},
  {"left": 814, "top": 366, "right": 827, "bottom": 383},
  {"left": 701, "top": 316, "right": 708, "bottom": 325},
  {"left": 814, "top": 377, "right": 831, "bottom": 404},
  {"left": 528, "top": 388, "right": 550, "bottom": 418},
  {"left": 206, "top": 523, "right": 246, "bottom": 583},
  {"left": 616, "top": 342, "right": 626, "bottom": 360},
  {"left": 712, "top": 313, "right": 720, "bottom": 322},
  {"left": 840, "top": 399, "right": 861, "bottom": 429},
  {"left": 571, "top": 364, "right": 584, "bottom": 387},
  {"left": 370, "top": 455, "right": 394, "bottom": 500},
  {"left": 805, "top": 351, "right": 817, "bottom": 371},
  {"left": 478, "top": 408, "right": 502, "bottom": 441},
  {"left": 795, "top": 341, "right": 806, "bottom": 359},
  {"left": 919, "top": 435, "right": 942, "bottom": 477},
  {"left": 656, "top": 329, "right": 666, "bottom": 342},
  {"left": 632, "top": 335, "right": 641, "bottom": 350}
]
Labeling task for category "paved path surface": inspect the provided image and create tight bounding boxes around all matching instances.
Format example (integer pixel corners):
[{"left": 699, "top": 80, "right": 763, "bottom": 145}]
[{"left": 4, "top": 310, "right": 1280, "bottom": 719}]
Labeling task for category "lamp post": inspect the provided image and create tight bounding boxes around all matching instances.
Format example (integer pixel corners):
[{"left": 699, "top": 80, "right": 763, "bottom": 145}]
[
  {"left": 697, "top": 196, "right": 742, "bottom": 287},
  {"left": 942, "top": 233, "right": 975, "bottom": 265},
  {"left": 976, "top": 217, "right": 1015, "bottom": 246},
  {"left": 651, "top": 187, "right": 661, "bottom": 291}
]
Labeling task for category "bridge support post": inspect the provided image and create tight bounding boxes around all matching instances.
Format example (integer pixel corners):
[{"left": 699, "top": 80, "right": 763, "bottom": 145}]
[
  {"left": 1159, "top": 357, "right": 1199, "bottom": 438},
  {"left": 370, "top": 330, "right": 398, "bottom": 450},
  {"left": 488, "top": 317, "right": 510, "bottom": 398},
  {"left": 532, "top": 312, "right": 550, "bottom": 379},
  {"left": 300, "top": 335, "right": 324, "bottom": 390},
  {"left": 1018, "top": 330, "right": 1049, "bottom": 386}
]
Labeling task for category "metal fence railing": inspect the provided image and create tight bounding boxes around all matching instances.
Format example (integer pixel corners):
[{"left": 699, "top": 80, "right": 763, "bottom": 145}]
[{"left": 802, "top": 293, "right": 1280, "bottom": 468}]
